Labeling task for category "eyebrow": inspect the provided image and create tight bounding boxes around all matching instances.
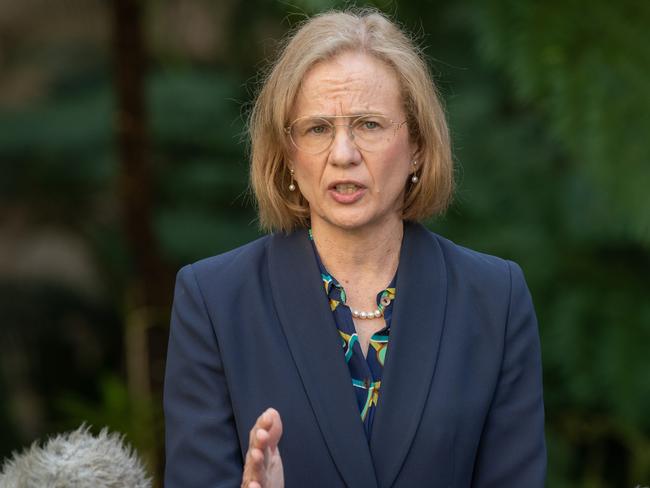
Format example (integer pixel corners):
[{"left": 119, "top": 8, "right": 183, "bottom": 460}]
[{"left": 305, "top": 112, "right": 387, "bottom": 119}]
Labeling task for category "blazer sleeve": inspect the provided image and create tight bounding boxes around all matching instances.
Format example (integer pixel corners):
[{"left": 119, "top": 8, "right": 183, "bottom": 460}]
[
  {"left": 471, "top": 261, "right": 547, "bottom": 488},
  {"left": 164, "top": 264, "right": 243, "bottom": 488}
]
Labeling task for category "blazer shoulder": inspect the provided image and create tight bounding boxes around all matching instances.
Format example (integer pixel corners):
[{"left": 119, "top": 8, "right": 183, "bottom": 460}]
[
  {"left": 180, "top": 234, "right": 272, "bottom": 284},
  {"left": 423, "top": 228, "right": 536, "bottom": 340},
  {"left": 428, "top": 229, "right": 524, "bottom": 292}
]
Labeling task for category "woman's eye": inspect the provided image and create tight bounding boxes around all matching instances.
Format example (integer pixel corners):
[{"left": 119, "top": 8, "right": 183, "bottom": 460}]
[
  {"left": 357, "top": 119, "right": 383, "bottom": 130},
  {"left": 307, "top": 125, "right": 330, "bottom": 135}
]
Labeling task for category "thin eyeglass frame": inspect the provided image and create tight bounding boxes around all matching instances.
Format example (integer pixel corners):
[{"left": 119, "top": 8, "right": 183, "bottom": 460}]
[{"left": 284, "top": 113, "right": 407, "bottom": 155}]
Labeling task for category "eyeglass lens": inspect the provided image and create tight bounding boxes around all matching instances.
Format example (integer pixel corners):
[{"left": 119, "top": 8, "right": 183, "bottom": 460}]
[{"left": 289, "top": 115, "right": 398, "bottom": 153}]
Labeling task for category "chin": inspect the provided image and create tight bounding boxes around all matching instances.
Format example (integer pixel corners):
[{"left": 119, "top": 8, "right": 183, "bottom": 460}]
[
  {"left": 321, "top": 211, "right": 382, "bottom": 232},
  {"left": 313, "top": 202, "right": 400, "bottom": 233}
]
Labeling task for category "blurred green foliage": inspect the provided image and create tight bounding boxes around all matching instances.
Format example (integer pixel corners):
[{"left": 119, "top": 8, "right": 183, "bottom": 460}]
[
  {"left": 57, "top": 374, "right": 162, "bottom": 476},
  {"left": 474, "top": 0, "right": 650, "bottom": 245},
  {"left": 0, "top": 0, "right": 648, "bottom": 486}
]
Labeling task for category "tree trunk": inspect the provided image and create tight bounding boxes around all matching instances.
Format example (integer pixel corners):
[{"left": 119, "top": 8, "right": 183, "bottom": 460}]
[{"left": 111, "top": 1, "right": 170, "bottom": 485}]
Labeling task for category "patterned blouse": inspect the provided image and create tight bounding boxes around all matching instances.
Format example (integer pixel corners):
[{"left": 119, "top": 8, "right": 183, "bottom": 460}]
[{"left": 308, "top": 230, "right": 397, "bottom": 439}]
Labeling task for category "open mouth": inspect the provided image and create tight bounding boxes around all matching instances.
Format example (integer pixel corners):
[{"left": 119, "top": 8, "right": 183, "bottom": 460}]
[{"left": 334, "top": 183, "right": 362, "bottom": 194}]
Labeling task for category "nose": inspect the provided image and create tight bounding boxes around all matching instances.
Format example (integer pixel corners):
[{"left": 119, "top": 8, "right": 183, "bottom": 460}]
[{"left": 327, "top": 124, "right": 362, "bottom": 167}]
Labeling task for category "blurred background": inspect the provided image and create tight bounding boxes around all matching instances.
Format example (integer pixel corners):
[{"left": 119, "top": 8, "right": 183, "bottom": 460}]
[{"left": 0, "top": 0, "right": 648, "bottom": 486}]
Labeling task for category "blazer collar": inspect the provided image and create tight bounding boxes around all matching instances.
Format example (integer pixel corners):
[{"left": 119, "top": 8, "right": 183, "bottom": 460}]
[
  {"left": 268, "top": 228, "right": 379, "bottom": 488},
  {"left": 267, "top": 222, "right": 448, "bottom": 488},
  {"left": 369, "top": 222, "right": 448, "bottom": 487}
]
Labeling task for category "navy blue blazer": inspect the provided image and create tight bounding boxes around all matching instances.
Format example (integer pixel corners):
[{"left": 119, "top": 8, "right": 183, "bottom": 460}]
[{"left": 164, "top": 223, "right": 546, "bottom": 487}]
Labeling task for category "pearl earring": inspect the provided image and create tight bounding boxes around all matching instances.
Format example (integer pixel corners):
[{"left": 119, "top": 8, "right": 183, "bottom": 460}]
[
  {"left": 411, "top": 161, "right": 419, "bottom": 183},
  {"left": 289, "top": 168, "right": 296, "bottom": 191}
]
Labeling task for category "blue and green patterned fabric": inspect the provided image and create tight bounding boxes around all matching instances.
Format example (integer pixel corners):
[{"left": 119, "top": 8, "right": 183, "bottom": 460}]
[{"left": 308, "top": 229, "right": 396, "bottom": 439}]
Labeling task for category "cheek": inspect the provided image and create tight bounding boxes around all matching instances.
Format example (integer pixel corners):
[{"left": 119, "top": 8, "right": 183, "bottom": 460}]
[
  {"left": 395, "top": 142, "right": 416, "bottom": 180},
  {"left": 294, "top": 162, "right": 313, "bottom": 184},
  {"left": 377, "top": 149, "right": 412, "bottom": 190},
  {"left": 293, "top": 160, "right": 322, "bottom": 198}
]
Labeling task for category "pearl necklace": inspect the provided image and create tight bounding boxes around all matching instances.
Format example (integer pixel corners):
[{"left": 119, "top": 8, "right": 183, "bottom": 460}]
[{"left": 350, "top": 294, "right": 393, "bottom": 320}]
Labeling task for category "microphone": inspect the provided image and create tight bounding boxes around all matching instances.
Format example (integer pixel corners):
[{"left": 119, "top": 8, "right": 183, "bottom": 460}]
[{"left": 0, "top": 425, "right": 151, "bottom": 487}]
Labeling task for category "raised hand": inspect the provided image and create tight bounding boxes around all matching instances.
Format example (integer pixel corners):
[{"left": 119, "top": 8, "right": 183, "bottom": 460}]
[{"left": 241, "top": 408, "right": 284, "bottom": 488}]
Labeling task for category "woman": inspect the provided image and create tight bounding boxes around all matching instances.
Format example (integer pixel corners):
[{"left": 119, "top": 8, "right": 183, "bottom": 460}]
[{"left": 164, "top": 9, "right": 546, "bottom": 488}]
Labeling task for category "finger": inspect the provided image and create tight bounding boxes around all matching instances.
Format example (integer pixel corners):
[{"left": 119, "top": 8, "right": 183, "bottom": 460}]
[
  {"left": 250, "top": 447, "right": 265, "bottom": 479},
  {"left": 243, "top": 447, "right": 265, "bottom": 485},
  {"left": 264, "top": 408, "right": 283, "bottom": 453},
  {"left": 255, "top": 426, "right": 271, "bottom": 454},
  {"left": 258, "top": 409, "right": 273, "bottom": 433},
  {"left": 248, "top": 422, "right": 257, "bottom": 450},
  {"left": 243, "top": 408, "right": 282, "bottom": 487},
  {"left": 242, "top": 437, "right": 266, "bottom": 482},
  {"left": 249, "top": 409, "right": 273, "bottom": 450}
]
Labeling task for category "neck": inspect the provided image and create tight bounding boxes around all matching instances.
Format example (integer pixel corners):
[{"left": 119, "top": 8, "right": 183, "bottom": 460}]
[{"left": 310, "top": 216, "right": 403, "bottom": 291}]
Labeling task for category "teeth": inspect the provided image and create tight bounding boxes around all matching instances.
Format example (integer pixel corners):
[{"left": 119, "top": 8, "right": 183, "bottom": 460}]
[{"left": 335, "top": 183, "right": 359, "bottom": 194}]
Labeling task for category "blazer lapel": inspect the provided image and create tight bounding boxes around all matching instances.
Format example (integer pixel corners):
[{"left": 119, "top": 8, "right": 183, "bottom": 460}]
[
  {"left": 267, "top": 230, "right": 379, "bottom": 488},
  {"left": 369, "top": 223, "right": 449, "bottom": 488}
]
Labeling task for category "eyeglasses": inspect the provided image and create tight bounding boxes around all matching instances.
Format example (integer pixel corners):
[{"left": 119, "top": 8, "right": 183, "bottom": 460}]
[{"left": 284, "top": 114, "right": 407, "bottom": 154}]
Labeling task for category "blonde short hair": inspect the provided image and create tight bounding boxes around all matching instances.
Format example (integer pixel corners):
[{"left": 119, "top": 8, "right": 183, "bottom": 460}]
[{"left": 249, "top": 9, "right": 453, "bottom": 233}]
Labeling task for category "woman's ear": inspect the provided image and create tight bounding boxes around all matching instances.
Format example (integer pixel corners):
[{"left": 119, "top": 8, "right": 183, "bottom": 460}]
[
  {"left": 410, "top": 142, "right": 422, "bottom": 163},
  {"left": 410, "top": 147, "right": 422, "bottom": 173}
]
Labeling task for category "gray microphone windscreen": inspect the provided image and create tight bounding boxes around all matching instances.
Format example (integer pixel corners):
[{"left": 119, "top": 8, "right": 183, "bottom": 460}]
[{"left": 0, "top": 425, "right": 152, "bottom": 488}]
